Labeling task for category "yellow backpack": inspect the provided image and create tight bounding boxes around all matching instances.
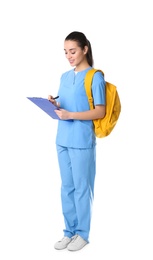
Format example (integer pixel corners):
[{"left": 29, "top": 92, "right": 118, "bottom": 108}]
[{"left": 84, "top": 68, "right": 121, "bottom": 138}]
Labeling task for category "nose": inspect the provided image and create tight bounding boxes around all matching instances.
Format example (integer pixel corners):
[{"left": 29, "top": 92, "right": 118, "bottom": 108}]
[{"left": 66, "top": 52, "right": 72, "bottom": 59}]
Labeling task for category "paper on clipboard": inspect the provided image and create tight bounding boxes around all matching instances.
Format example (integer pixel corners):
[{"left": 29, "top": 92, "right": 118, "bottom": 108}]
[{"left": 27, "top": 97, "right": 60, "bottom": 119}]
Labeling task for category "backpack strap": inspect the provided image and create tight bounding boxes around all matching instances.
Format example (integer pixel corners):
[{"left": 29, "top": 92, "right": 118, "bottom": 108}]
[{"left": 84, "top": 68, "right": 104, "bottom": 109}]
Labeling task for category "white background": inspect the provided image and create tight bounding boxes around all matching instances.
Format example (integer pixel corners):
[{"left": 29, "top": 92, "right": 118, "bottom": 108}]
[{"left": 0, "top": 0, "right": 153, "bottom": 259}]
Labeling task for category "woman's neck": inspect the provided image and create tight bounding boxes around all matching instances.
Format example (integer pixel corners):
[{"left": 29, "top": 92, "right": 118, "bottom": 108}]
[
  {"left": 75, "top": 61, "right": 91, "bottom": 72},
  {"left": 75, "top": 65, "right": 90, "bottom": 72}
]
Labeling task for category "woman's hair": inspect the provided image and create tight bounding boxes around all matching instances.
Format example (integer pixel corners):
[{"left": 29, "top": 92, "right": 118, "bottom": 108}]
[{"left": 65, "top": 31, "right": 94, "bottom": 67}]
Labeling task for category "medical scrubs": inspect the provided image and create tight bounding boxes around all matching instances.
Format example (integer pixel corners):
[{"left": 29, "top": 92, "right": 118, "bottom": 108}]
[{"left": 55, "top": 67, "right": 105, "bottom": 242}]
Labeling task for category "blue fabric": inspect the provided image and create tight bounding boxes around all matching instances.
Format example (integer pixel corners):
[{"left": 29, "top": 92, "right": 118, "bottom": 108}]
[
  {"left": 55, "top": 67, "right": 106, "bottom": 148},
  {"left": 55, "top": 67, "right": 105, "bottom": 242},
  {"left": 56, "top": 145, "right": 96, "bottom": 242}
]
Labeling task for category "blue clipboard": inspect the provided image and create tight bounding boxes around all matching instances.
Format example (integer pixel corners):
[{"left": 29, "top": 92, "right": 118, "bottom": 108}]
[{"left": 27, "top": 97, "right": 60, "bottom": 119}]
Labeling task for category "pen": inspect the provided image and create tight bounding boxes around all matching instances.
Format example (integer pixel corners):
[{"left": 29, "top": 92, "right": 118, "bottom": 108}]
[{"left": 53, "top": 96, "right": 59, "bottom": 100}]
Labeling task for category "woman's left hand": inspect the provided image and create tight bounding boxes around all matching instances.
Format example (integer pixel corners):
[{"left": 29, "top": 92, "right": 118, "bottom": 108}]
[{"left": 55, "top": 109, "right": 72, "bottom": 120}]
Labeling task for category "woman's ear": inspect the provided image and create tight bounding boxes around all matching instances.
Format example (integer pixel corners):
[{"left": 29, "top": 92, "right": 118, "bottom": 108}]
[{"left": 84, "top": 46, "right": 88, "bottom": 54}]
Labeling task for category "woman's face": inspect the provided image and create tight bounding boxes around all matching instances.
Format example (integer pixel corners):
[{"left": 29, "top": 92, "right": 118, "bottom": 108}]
[{"left": 64, "top": 40, "right": 88, "bottom": 68}]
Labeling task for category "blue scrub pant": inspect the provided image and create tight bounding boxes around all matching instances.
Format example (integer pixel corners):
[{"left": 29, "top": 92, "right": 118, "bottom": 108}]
[{"left": 56, "top": 145, "right": 96, "bottom": 242}]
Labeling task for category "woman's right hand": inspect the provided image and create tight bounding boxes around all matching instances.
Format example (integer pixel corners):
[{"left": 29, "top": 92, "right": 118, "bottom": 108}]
[{"left": 48, "top": 95, "right": 58, "bottom": 107}]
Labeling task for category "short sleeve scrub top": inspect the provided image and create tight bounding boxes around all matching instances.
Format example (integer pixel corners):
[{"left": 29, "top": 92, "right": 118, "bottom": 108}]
[{"left": 55, "top": 67, "right": 106, "bottom": 149}]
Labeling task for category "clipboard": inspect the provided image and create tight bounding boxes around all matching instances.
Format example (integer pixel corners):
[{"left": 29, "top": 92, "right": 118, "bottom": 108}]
[{"left": 27, "top": 97, "right": 60, "bottom": 119}]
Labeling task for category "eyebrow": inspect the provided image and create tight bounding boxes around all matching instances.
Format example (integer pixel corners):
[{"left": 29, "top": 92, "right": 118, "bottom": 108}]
[{"left": 64, "top": 48, "right": 76, "bottom": 51}]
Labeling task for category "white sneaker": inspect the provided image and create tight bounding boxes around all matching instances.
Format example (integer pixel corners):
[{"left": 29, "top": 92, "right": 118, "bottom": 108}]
[
  {"left": 67, "top": 235, "right": 88, "bottom": 251},
  {"left": 54, "top": 236, "right": 72, "bottom": 250}
]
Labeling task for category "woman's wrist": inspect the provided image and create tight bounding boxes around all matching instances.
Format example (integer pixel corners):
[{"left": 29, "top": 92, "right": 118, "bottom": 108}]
[
  {"left": 56, "top": 101, "right": 59, "bottom": 107},
  {"left": 70, "top": 112, "right": 74, "bottom": 119}
]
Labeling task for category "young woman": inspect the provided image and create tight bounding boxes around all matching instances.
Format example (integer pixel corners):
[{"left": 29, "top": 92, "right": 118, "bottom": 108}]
[{"left": 48, "top": 31, "right": 106, "bottom": 251}]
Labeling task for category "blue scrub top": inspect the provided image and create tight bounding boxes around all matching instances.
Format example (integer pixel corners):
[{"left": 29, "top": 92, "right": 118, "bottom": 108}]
[{"left": 56, "top": 67, "right": 106, "bottom": 148}]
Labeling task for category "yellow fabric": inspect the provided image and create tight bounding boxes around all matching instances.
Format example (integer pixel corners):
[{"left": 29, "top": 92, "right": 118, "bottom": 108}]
[{"left": 84, "top": 69, "right": 121, "bottom": 138}]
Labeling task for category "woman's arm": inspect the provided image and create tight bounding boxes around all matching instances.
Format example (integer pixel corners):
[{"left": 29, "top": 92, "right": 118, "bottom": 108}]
[{"left": 55, "top": 105, "right": 106, "bottom": 120}]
